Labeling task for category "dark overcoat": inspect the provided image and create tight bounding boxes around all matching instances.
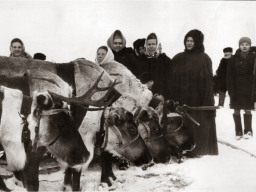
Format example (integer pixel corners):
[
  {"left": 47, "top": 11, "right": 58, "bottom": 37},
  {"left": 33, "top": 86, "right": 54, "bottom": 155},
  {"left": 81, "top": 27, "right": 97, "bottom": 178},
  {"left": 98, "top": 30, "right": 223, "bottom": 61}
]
[
  {"left": 167, "top": 52, "right": 218, "bottom": 156},
  {"left": 226, "top": 51, "right": 255, "bottom": 109},
  {"left": 142, "top": 53, "right": 171, "bottom": 97},
  {"left": 216, "top": 58, "right": 229, "bottom": 93},
  {"left": 111, "top": 47, "right": 136, "bottom": 74}
]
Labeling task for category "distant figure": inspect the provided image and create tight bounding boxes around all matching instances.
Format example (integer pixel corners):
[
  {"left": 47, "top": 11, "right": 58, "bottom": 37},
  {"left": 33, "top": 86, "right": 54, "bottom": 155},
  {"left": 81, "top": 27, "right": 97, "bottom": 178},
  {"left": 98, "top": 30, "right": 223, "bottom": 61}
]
[
  {"left": 168, "top": 29, "right": 218, "bottom": 156},
  {"left": 95, "top": 46, "right": 114, "bottom": 65},
  {"left": 34, "top": 53, "right": 46, "bottom": 60},
  {"left": 215, "top": 47, "right": 233, "bottom": 106},
  {"left": 107, "top": 30, "right": 135, "bottom": 73},
  {"left": 9, "top": 38, "right": 32, "bottom": 59},
  {"left": 227, "top": 37, "right": 254, "bottom": 140}
]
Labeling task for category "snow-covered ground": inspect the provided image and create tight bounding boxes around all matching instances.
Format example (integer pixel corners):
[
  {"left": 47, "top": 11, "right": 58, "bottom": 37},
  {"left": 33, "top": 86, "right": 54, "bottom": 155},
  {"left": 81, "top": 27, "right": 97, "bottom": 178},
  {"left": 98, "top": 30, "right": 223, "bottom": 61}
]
[{"left": 2, "top": 96, "right": 256, "bottom": 192}]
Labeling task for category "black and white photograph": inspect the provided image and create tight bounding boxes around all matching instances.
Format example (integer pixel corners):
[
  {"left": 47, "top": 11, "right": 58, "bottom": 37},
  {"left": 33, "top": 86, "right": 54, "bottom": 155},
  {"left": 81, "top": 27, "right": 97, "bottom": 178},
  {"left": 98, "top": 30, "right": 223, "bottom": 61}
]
[{"left": 0, "top": 0, "right": 256, "bottom": 191}]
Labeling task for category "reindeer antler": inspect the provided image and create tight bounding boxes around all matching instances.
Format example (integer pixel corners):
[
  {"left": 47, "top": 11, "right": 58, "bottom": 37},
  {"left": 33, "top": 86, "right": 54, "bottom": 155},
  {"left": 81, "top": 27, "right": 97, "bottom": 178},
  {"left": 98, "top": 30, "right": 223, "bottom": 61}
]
[{"left": 48, "top": 72, "right": 120, "bottom": 109}]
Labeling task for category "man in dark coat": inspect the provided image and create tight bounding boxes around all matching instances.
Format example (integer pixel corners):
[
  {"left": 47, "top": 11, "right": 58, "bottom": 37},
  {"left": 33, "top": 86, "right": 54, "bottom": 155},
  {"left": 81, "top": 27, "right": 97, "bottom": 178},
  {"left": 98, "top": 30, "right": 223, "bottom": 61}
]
[
  {"left": 107, "top": 30, "right": 135, "bottom": 74},
  {"left": 227, "top": 37, "right": 255, "bottom": 140},
  {"left": 141, "top": 33, "right": 171, "bottom": 98},
  {"left": 215, "top": 47, "right": 233, "bottom": 106},
  {"left": 167, "top": 29, "right": 218, "bottom": 156}
]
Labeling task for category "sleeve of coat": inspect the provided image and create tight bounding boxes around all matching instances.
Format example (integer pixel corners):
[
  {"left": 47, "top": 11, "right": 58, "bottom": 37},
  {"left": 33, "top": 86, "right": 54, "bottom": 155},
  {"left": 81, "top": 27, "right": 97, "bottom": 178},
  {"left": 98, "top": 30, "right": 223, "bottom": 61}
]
[
  {"left": 198, "top": 54, "right": 214, "bottom": 106},
  {"left": 252, "top": 56, "right": 256, "bottom": 101},
  {"left": 162, "top": 55, "right": 172, "bottom": 99},
  {"left": 226, "top": 57, "right": 234, "bottom": 97}
]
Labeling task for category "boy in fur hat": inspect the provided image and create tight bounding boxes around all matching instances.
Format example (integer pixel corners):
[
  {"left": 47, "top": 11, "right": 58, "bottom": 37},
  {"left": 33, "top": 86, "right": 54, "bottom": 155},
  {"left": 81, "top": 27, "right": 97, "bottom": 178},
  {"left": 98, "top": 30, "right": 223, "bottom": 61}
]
[
  {"left": 228, "top": 37, "right": 255, "bottom": 140},
  {"left": 215, "top": 47, "right": 233, "bottom": 106}
]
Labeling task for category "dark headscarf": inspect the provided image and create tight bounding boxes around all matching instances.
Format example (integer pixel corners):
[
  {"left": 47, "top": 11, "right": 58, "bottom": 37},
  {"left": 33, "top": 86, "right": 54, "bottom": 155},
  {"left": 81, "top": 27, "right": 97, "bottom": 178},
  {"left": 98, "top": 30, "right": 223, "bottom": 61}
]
[{"left": 184, "top": 29, "right": 205, "bottom": 53}]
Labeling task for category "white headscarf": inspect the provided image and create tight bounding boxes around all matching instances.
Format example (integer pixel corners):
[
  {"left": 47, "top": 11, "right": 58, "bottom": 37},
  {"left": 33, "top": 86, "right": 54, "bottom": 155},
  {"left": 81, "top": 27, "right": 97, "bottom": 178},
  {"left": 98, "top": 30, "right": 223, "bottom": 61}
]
[{"left": 95, "top": 48, "right": 115, "bottom": 65}]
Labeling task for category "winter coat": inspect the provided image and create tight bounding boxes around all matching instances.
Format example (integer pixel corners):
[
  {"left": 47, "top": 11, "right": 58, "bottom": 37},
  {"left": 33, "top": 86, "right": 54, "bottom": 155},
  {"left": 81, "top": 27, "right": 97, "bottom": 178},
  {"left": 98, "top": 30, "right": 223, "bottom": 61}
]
[
  {"left": 216, "top": 58, "right": 229, "bottom": 93},
  {"left": 140, "top": 53, "right": 171, "bottom": 97},
  {"left": 167, "top": 51, "right": 218, "bottom": 156},
  {"left": 227, "top": 51, "right": 255, "bottom": 109},
  {"left": 107, "top": 30, "right": 136, "bottom": 74},
  {"left": 130, "top": 54, "right": 146, "bottom": 78}
]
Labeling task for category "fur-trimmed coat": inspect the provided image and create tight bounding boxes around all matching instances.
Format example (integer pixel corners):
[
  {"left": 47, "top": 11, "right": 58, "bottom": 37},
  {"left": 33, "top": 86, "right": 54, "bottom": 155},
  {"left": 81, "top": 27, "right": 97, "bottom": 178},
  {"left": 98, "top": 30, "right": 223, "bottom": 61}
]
[{"left": 227, "top": 51, "right": 255, "bottom": 109}]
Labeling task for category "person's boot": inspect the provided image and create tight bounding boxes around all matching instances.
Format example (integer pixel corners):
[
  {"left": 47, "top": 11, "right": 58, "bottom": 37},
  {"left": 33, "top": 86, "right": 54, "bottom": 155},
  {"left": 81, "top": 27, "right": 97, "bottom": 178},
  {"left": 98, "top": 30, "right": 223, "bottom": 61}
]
[
  {"left": 243, "top": 114, "right": 253, "bottom": 139},
  {"left": 218, "top": 92, "right": 226, "bottom": 107},
  {"left": 233, "top": 114, "right": 243, "bottom": 140}
]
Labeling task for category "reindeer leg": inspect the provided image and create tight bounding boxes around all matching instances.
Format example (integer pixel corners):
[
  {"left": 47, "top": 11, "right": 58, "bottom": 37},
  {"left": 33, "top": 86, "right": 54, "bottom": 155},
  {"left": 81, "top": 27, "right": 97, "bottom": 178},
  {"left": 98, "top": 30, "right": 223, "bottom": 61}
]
[
  {"left": 71, "top": 168, "right": 81, "bottom": 191},
  {"left": 106, "top": 152, "right": 116, "bottom": 181},
  {"left": 21, "top": 146, "right": 46, "bottom": 191},
  {"left": 0, "top": 176, "right": 10, "bottom": 192},
  {"left": 101, "top": 151, "right": 112, "bottom": 186},
  {"left": 63, "top": 167, "right": 72, "bottom": 191}
]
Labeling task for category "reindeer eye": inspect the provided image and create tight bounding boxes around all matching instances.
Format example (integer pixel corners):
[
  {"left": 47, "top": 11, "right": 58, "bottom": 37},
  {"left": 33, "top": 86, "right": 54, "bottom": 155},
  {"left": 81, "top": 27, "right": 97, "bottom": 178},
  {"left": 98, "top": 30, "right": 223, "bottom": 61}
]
[
  {"left": 153, "top": 126, "right": 160, "bottom": 134},
  {"left": 129, "top": 126, "right": 137, "bottom": 136}
]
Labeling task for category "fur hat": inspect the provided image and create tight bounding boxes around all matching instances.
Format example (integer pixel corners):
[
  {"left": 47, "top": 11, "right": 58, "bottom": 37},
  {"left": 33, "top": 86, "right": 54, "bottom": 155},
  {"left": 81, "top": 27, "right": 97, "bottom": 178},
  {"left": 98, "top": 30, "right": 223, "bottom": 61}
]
[
  {"left": 184, "top": 29, "right": 204, "bottom": 53},
  {"left": 34, "top": 53, "right": 46, "bottom": 60},
  {"left": 133, "top": 38, "right": 146, "bottom": 50},
  {"left": 223, "top": 47, "right": 233, "bottom": 53},
  {"left": 239, "top": 37, "right": 251, "bottom": 46}
]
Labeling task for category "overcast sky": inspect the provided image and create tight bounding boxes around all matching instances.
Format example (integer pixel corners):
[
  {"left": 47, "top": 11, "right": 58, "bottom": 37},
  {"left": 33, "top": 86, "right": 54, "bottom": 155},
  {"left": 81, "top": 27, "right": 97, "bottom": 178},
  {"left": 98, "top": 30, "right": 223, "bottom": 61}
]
[{"left": 1, "top": 0, "right": 256, "bottom": 72}]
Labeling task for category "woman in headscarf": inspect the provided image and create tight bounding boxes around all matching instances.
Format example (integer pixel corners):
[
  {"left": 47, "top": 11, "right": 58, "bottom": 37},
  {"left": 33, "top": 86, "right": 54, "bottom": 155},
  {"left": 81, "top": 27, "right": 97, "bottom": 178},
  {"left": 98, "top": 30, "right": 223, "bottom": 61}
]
[
  {"left": 141, "top": 33, "right": 171, "bottom": 98},
  {"left": 95, "top": 46, "right": 115, "bottom": 65},
  {"left": 9, "top": 38, "right": 32, "bottom": 59},
  {"left": 227, "top": 37, "right": 255, "bottom": 140},
  {"left": 107, "top": 30, "right": 135, "bottom": 74},
  {"left": 167, "top": 29, "right": 218, "bottom": 156}
]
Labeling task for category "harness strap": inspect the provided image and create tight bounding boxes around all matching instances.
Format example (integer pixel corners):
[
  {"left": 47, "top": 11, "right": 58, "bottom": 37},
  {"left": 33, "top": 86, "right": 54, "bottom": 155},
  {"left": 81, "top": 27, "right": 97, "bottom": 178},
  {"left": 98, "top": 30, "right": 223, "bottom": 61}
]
[
  {"left": 20, "top": 95, "right": 32, "bottom": 152},
  {"left": 41, "top": 108, "right": 70, "bottom": 116},
  {"left": 95, "top": 109, "right": 107, "bottom": 153}
]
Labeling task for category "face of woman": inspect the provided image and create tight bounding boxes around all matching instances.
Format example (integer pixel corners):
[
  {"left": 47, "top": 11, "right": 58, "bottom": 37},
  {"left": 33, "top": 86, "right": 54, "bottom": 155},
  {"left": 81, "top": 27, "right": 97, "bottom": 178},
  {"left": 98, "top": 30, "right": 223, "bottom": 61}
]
[
  {"left": 186, "top": 37, "right": 194, "bottom": 50},
  {"left": 240, "top": 42, "right": 250, "bottom": 53},
  {"left": 146, "top": 39, "right": 157, "bottom": 54},
  {"left": 97, "top": 49, "right": 107, "bottom": 63},
  {"left": 10, "top": 42, "right": 23, "bottom": 57},
  {"left": 113, "top": 39, "right": 123, "bottom": 52}
]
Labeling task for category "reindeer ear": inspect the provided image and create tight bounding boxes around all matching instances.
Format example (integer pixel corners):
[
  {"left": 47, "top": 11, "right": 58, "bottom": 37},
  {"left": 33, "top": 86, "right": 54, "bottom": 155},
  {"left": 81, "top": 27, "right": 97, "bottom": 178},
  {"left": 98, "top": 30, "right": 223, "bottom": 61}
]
[
  {"left": 125, "top": 111, "right": 134, "bottom": 123},
  {"left": 138, "top": 110, "right": 149, "bottom": 122},
  {"left": 37, "top": 94, "right": 53, "bottom": 110}
]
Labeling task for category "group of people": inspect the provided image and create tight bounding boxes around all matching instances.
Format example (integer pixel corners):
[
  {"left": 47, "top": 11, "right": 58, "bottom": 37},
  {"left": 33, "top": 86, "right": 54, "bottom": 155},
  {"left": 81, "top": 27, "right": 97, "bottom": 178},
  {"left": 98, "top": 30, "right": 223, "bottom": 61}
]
[
  {"left": 8, "top": 29, "right": 256, "bottom": 159},
  {"left": 215, "top": 38, "right": 256, "bottom": 140}
]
